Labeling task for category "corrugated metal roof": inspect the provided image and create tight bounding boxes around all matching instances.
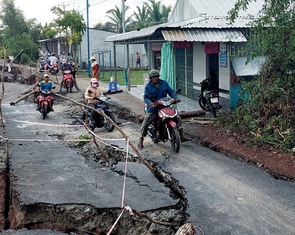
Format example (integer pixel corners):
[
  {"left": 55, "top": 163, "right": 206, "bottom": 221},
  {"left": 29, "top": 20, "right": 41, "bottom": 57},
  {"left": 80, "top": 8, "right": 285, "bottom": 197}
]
[
  {"left": 105, "top": 16, "right": 253, "bottom": 42},
  {"left": 189, "top": 0, "right": 263, "bottom": 18},
  {"left": 105, "top": 23, "right": 169, "bottom": 42},
  {"left": 180, "top": 17, "right": 255, "bottom": 28},
  {"left": 162, "top": 29, "right": 247, "bottom": 42}
]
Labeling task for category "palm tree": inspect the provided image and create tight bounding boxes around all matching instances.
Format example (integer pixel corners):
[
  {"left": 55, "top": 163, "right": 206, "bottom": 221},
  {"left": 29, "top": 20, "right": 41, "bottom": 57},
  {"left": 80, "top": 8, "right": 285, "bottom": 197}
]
[
  {"left": 106, "top": 5, "right": 131, "bottom": 33},
  {"left": 129, "top": 5, "right": 150, "bottom": 30},
  {"left": 145, "top": 0, "right": 172, "bottom": 26}
]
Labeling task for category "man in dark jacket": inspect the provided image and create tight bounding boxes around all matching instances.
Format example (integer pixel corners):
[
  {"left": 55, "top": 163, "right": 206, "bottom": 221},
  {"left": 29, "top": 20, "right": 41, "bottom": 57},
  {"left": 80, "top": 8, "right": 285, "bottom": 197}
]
[{"left": 138, "top": 69, "right": 190, "bottom": 149}]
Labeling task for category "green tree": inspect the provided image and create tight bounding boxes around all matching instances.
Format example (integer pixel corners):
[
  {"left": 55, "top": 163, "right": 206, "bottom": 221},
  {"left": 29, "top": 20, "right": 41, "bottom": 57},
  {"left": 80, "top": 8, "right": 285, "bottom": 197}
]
[
  {"left": 129, "top": 5, "right": 150, "bottom": 30},
  {"left": 0, "top": 0, "right": 39, "bottom": 61},
  {"left": 106, "top": 5, "right": 131, "bottom": 33},
  {"left": 145, "top": 0, "right": 172, "bottom": 26},
  {"left": 93, "top": 22, "right": 116, "bottom": 32},
  {"left": 41, "top": 22, "right": 59, "bottom": 39},
  {"left": 223, "top": 0, "right": 295, "bottom": 152},
  {"left": 51, "top": 6, "right": 86, "bottom": 57}
]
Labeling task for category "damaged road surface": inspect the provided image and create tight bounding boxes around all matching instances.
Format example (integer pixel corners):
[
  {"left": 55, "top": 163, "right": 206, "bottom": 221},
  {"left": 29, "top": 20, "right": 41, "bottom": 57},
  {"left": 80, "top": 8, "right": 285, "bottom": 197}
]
[
  {"left": 2, "top": 81, "right": 295, "bottom": 235},
  {"left": 0, "top": 84, "right": 186, "bottom": 234}
]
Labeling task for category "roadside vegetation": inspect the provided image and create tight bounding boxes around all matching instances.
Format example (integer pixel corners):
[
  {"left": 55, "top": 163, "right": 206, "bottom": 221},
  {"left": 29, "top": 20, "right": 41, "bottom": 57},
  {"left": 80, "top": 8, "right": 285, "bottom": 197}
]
[{"left": 218, "top": 0, "right": 295, "bottom": 153}]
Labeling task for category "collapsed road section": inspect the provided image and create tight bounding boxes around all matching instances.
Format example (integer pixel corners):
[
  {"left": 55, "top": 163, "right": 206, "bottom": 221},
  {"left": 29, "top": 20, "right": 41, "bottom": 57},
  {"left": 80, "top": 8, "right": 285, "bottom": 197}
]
[{"left": 0, "top": 82, "right": 189, "bottom": 235}]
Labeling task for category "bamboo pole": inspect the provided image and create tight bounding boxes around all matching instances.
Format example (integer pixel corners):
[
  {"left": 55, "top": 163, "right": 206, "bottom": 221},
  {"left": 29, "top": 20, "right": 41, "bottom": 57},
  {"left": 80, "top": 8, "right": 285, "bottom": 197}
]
[{"left": 53, "top": 92, "right": 155, "bottom": 173}]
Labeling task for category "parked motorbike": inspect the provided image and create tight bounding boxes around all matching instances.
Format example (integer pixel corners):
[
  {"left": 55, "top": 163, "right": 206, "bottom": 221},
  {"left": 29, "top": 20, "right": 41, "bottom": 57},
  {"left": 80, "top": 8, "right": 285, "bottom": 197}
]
[
  {"left": 37, "top": 88, "right": 55, "bottom": 119},
  {"left": 83, "top": 91, "right": 115, "bottom": 132},
  {"left": 61, "top": 70, "right": 74, "bottom": 92},
  {"left": 147, "top": 97, "right": 181, "bottom": 153},
  {"left": 198, "top": 78, "right": 222, "bottom": 118}
]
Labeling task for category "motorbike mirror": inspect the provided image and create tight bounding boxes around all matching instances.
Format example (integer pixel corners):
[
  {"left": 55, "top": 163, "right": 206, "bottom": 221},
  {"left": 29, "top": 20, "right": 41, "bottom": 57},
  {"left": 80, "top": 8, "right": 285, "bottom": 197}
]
[
  {"left": 52, "top": 86, "right": 56, "bottom": 89},
  {"left": 88, "top": 90, "right": 93, "bottom": 94}
]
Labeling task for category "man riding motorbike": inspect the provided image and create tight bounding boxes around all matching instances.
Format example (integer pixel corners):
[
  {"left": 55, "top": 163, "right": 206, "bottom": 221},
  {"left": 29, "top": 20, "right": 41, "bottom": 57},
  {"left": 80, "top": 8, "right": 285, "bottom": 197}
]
[
  {"left": 84, "top": 78, "right": 104, "bottom": 127},
  {"left": 138, "top": 69, "right": 190, "bottom": 149},
  {"left": 60, "top": 59, "right": 80, "bottom": 91},
  {"left": 35, "top": 74, "right": 54, "bottom": 111}
]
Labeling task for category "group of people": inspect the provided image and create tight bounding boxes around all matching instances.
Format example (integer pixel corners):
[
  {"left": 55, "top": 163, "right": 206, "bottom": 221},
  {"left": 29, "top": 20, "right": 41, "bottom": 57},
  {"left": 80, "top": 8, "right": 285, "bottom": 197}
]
[{"left": 35, "top": 55, "right": 189, "bottom": 149}]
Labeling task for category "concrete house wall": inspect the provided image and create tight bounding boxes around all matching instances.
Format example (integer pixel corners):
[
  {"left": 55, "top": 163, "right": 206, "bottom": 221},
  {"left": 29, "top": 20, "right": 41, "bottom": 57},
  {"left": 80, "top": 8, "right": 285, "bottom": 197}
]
[{"left": 79, "top": 29, "right": 147, "bottom": 70}]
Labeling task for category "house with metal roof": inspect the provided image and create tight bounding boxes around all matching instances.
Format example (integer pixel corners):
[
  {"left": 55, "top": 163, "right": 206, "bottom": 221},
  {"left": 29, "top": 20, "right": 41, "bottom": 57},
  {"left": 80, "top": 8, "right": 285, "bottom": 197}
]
[{"left": 105, "top": 0, "right": 265, "bottom": 109}]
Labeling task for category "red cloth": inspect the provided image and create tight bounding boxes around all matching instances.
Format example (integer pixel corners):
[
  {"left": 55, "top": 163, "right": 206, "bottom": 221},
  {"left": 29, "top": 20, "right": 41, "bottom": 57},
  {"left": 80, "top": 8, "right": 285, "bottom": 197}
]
[
  {"left": 204, "top": 42, "right": 219, "bottom": 54},
  {"left": 173, "top": 41, "right": 193, "bottom": 48}
]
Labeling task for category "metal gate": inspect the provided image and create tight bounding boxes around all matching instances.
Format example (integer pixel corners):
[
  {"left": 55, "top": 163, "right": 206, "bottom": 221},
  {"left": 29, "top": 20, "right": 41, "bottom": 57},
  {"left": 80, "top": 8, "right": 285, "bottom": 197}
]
[{"left": 175, "top": 47, "right": 194, "bottom": 98}]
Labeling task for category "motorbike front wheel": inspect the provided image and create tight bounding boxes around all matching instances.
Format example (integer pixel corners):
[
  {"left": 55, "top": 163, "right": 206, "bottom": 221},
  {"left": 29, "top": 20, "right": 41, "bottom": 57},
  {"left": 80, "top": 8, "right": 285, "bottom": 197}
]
[
  {"left": 42, "top": 104, "right": 48, "bottom": 119},
  {"left": 168, "top": 127, "right": 180, "bottom": 153},
  {"left": 67, "top": 81, "right": 73, "bottom": 93},
  {"left": 104, "top": 112, "right": 115, "bottom": 132},
  {"left": 198, "top": 96, "right": 206, "bottom": 110}
]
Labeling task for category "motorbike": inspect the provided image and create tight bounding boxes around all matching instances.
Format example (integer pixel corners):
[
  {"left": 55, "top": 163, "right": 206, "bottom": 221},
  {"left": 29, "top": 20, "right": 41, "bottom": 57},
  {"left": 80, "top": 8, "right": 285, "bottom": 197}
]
[
  {"left": 147, "top": 97, "right": 181, "bottom": 153},
  {"left": 49, "top": 62, "right": 59, "bottom": 75},
  {"left": 37, "top": 88, "right": 55, "bottom": 119},
  {"left": 83, "top": 91, "right": 115, "bottom": 132},
  {"left": 198, "top": 78, "right": 222, "bottom": 118},
  {"left": 61, "top": 70, "right": 74, "bottom": 92}
]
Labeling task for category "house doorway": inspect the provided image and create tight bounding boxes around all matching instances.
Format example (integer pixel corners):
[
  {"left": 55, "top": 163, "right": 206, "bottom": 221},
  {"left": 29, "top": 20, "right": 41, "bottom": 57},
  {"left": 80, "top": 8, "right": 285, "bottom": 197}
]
[{"left": 207, "top": 53, "right": 219, "bottom": 90}]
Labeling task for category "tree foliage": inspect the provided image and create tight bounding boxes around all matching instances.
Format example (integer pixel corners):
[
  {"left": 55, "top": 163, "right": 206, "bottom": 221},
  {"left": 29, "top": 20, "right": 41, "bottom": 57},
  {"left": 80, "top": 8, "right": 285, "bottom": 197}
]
[
  {"left": 106, "top": 5, "right": 131, "bottom": 33},
  {"left": 145, "top": 0, "right": 172, "bottom": 26},
  {"left": 51, "top": 6, "right": 86, "bottom": 55},
  {"left": 103, "top": 0, "right": 172, "bottom": 33},
  {"left": 222, "top": 0, "right": 295, "bottom": 152},
  {"left": 0, "top": 0, "right": 40, "bottom": 61}
]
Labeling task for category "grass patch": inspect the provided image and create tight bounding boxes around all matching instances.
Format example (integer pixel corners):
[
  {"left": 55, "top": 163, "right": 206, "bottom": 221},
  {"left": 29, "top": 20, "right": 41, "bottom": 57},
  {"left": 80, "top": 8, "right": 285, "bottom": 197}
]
[{"left": 79, "top": 69, "right": 148, "bottom": 86}]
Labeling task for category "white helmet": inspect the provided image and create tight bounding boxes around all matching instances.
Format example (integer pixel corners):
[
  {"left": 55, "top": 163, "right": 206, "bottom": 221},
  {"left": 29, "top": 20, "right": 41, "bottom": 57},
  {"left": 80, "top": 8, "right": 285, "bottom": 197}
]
[
  {"left": 62, "top": 59, "right": 67, "bottom": 63},
  {"left": 89, "top": 56, "right": 96, "bottom": 61},
  {"left": 90, "top": 78, "right": 98, "bottom": 83},
  {"left": 43, "top": 73, "right": 50, "bottom": 78}
]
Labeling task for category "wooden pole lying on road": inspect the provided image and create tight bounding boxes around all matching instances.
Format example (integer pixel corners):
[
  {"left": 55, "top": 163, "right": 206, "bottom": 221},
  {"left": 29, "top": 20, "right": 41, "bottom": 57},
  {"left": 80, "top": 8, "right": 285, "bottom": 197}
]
[{"left": 53, "top": 92, "right": 155, "bottom": 173}]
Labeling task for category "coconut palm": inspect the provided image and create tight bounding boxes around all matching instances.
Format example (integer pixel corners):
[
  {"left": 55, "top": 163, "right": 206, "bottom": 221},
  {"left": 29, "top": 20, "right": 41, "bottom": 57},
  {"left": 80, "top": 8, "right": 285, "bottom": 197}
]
[
  {"left": 106, "top": 5, "right": 131, "bottom": 33},
  {"left": 129, "top": 5, "right": 150, "bottom": 30},
  {"left": 145, "top": 0, "right": 172, "bottom": 26}
]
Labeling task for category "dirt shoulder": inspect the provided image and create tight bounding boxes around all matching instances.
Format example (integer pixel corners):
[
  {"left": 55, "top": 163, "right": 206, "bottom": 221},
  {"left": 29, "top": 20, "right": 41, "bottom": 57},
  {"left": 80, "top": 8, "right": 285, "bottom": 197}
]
[{"left": 183, "top": 121, "right": 295, "bottom": 181}]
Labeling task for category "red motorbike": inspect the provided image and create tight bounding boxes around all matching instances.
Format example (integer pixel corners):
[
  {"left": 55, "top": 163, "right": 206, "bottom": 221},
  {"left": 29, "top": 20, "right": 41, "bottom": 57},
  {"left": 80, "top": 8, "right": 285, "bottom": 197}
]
[
  {"left": 62, "top": 70, "right": 74, "bottom": 92},
  {"left": 49, "top": 62, "right": 59, "bottom": 75},
  {"left": 37, "top": 89, "right": 54, "bottom": 119},
  {"left": 147, "top": 97, "right": 181, "bottom": 153}
]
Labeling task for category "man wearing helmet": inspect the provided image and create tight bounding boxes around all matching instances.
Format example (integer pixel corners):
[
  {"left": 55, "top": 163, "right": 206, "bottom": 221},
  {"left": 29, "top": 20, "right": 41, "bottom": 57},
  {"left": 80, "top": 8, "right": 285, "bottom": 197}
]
[
  {"left": 35, "top": 74, "right": 54, "bottom": 111},
  {"left": 138, "top": 69, "right": 190, "bottom": 149},
  {"left": 84, "top": 78, "right": 104, "bottom": 126},
  {"left": 90, "top": 56, "right": 100, "bottom": 82},
  {"left": 60, "top": 59, "right": 80, "bottom": 91}
]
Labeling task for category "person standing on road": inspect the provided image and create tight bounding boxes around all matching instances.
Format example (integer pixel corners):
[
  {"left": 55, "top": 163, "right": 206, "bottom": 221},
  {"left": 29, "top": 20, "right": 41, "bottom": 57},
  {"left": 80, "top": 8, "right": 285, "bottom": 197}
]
[
  {"left": 138, "top": 69, "right": 190, "bottom": 149},
  {"left": 90, "top": 56, "right": 100, "bottom": 83}
]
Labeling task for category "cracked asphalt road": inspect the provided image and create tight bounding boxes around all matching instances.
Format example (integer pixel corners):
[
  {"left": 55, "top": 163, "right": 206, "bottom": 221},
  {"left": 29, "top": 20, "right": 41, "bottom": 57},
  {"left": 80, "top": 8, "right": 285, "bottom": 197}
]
[{"left": 2, "top": 80, "right": 295, "bottom": 235}]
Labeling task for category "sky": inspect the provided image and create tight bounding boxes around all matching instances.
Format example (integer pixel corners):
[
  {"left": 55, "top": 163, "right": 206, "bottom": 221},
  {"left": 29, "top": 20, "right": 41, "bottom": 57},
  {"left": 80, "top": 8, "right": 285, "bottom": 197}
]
[{"left": 14, "top": 0, "right": 177, "bottom": 27}]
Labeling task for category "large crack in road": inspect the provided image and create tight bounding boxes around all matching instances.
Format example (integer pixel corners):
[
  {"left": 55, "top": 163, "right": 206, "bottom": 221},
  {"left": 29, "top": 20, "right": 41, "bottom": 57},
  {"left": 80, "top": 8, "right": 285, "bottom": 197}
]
[{"left": 0, "top": 83, "right": 189, "bottom": 235}]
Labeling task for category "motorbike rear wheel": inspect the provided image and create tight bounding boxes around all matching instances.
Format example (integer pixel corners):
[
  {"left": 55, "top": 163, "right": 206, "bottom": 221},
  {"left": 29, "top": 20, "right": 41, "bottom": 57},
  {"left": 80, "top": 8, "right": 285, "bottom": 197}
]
[
  {"left": 42, "top": 104, "right": 48, "bottom": 119},
  {"left": 104, "top": 112, "right": 115, "bottom": 132},
  {"left": 198, "top": 96, "right": 206, "bottom": 110},
  {"left": 168, "top": 127, "right": 180, "bottom": 153}
]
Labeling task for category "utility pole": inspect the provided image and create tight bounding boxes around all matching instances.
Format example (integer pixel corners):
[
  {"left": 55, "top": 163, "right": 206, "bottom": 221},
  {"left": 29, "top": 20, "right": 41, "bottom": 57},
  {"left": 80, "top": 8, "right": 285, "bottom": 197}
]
[
  {"left": 58, "top": 2, "right": 69, "bottom": 11},
  {"left": 121, "top": 0, "right": 130, "bottom": 91},
  {"left": 86, "top": 0, "right": 91, "bottom": 77}
]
